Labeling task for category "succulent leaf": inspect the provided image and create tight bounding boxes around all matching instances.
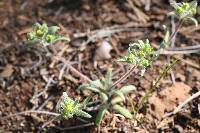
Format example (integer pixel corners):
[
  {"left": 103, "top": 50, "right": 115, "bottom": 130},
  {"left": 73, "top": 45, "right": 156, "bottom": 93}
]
[
  {"left": 113, "top": 90, "right": 125, "bottom": 101},
  {"left": 111, "top": 96, "right": 124, "bottom": 105},
  {"left": 95, "top": 108, "right": 107, "bottom": 126},
  {"left": 112, "top": 104, "right": 132, "bottom": 119},
  {"left": 100, "top": 92, "right": 108, "bottom": 102},
  {"left": 120, "top": 85, "right": 136, "bottom": 94}
]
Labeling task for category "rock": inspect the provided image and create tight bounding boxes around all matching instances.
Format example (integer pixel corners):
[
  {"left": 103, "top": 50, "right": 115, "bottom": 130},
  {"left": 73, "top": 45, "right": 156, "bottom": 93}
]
[
  {"left": 148, "top": 82, "right": 191, "bottom": 120},
  {"left": 95, "top": 41, "right": 112, "bottom": 61}
]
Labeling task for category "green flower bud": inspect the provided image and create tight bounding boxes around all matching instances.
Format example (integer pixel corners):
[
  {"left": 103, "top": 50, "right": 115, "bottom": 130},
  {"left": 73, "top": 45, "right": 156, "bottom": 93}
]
[
  {"left": 169, "top": 1, "right": 197, "bottom": 19},
  {"left": 56, "top": 92, "right": 91, "bottom": 120},
  {"left": 27, "top": 32, "right": 36, "bottom": 40},
  {"left": 46, "top": 34, "right": 56, "bottom": 43},
  {"left": 35, "top": 24, "right": 48, "bottom": 37}
]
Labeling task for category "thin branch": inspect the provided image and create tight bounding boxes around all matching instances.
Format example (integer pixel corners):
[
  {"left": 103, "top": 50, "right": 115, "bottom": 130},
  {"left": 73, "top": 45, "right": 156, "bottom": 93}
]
[
  {"left": 1, "top": 110, "right": 59, "bottom": 120},
  {"left": 37, "top": 95, "right": 54, "bottom": 111},
  {"left": 166, "top": 45, "right": 200, "bottom": 51},
  {"left": 173, "top": 90, "right": 200, "bottom": 114},
  {"left": 49, "top": 45, "right": 69, "bottom": 68},
  {"left": 162, "top": 49, "right": 200, "bottom": 54},
  {"left": 164, "top": 90, "right": 200, "bottom": 117},
  {"left": 108, "top": 65, "right": 137, "bottom": 91},
  {"left": 55, "top": 56, "right": 92, "bottom": 82},
  {"left": 31, "top": 75, "right": 55, "bottom": 100}
]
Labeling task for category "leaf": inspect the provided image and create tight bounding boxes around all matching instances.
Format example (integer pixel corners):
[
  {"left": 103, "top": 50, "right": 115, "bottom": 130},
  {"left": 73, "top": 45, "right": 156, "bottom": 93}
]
[
  {"left": 76, "top": 110, "right": 92, "bottom": 118},
  {"left": 168, "top": 11, "right": 176, "bottom": 17},
  {"left": 187, "top": 17, "right": 198, "bottom": 27},
  {"left": 82, "top": 95, "right": 92, "bottom": 108},
  {"left": 164, "top": 28, "right": 170, "bottom": 44},
  {"left": 112, "top": 104, "right": 133, "bottom": 119},
  {"left": 73, "top": 99, "right": 79, "bottom": 107},
  {"left": 120, "top": 85, "right": 136, "bottom": 94},
  {"left": 111, "top": 96, "right": 124, "bottom": 105},
  {"left": 48, "top": 26, "right": 60, "bottom": 34},
  {"left": 100, "top": 92, "right": 108, "bottom": 102},
  {"left": 113, "top": 90, "right": 125, "bottom": 101},
  {"left": 90, "top": 80, "right": 104, "bottom": 90},
  {"left": 95, "top": 108, "right": 107, "bottom": 126},
  {"left": 104, "top": 68, "right": 113, "bottom": 89},
  {"left": 77, "top": 83, "right": 100, "bottom": 93},
  {"left": 50, "top": 36, "right": 70, "bottom": 44}
]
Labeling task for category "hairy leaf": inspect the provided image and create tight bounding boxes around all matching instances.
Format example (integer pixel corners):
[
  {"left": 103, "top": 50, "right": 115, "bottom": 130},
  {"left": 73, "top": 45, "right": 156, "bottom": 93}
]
[
  {"left": 48, "top": 26, "right": 60, "bottom": 34},
  {"left": 120, "top": 85, "right": 136, "bottom": 94},
  {"left": 82, "top": 95, "right": 92, "bottom": 108},
  {"left": 187, "top": 17, "right": 198, "bottom": 27},
  {"left": 112, "top": 104, "right": 132, "bottom": 119},
  {"left": 95, "top": 108, "right": 107, "bottom": 126},
  {"left": 100, "top": 92, "right": 108, "bottom": 102},
  {"left": 111, "top": 96, "right": 124, "bottom": 105},
  {"left": 104, "top": 68, "right": 113, "bottom": 89},
  {"left": 77, "top": 83, "right": 100, "bottom": 93},
  {"left": 76, "top": 110, "right": 92, "bottom": 118},
  {"left": 113, "top": 90, "right": 125, "bottom": 101}
]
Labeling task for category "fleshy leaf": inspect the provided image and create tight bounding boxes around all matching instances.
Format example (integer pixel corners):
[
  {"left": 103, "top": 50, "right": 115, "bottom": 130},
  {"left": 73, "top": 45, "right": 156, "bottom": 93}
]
[
  {"left": 112, "top": 104, "right": 133, "bottom": 119},
  {"left": 187, "top": 17, "right": 198, "bottom": 27},
  {"left": 111, "top": 96, "right": 124, "bottom": 105},
  {"left": 120, "top": 85, "right": 136, "bottom": 94},
  {"left": 77, "top": 83, "right": 100, "bottom": 93},
  {"left": 48, "top": 26, "right": 60, "bottom": 34},
  {"left": 90, "top": 80, "right": 104, "bottom": 90},
  {"left": 104, "top": 68, "right": 113, "bottom": 89},
  {"left": 81, "top": 95, "right": 92, "bottom": 108},
  {"left": 100, "top": 92, "right": 108, "bottom": 102},
  {"left": 95, "top": 108, "right": 107, "bottom": 126},
  {"left": 113, "top": 90, "right": 125, "bottom": 101},
  {"left": 76, "top": 110, "right": 92, "bottom": 118}
]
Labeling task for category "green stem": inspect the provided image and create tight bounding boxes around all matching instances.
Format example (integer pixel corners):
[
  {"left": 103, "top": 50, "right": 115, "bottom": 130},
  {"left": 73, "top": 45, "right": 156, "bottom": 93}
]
[
  {"left": 108, "top": 65, "right": 137, "bottom": 91},
  {"left": 135, "top": 60, "right": 177, "bottom": 117},
  {"left": 168, "top": 19, "right": 184, "bottom": 44}
]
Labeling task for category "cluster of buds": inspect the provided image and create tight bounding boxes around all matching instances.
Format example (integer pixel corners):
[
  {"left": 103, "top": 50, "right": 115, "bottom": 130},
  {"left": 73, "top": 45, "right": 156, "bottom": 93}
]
[
  {"left": 56, "top": 92, "right": 91, "bottom": 119},
  {"left": 26, "top": 23, "right": 70, "bottom": 47},
  {"left": 119, "top": 39, "right": 154, "bottom": 76}
]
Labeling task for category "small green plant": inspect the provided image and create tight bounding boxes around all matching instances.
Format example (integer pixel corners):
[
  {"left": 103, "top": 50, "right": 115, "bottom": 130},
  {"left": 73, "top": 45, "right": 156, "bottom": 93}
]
[
  {"left": 56, "top": 92, "right": 92, "bottom": 119},
  {"left": 119, "top": 39, "right": 154, "bottom": 76},
  {"left": 26, "top": 23, "right": 70, "bottom": 51},
  {"left": 169, "top": 1, "right": 198, "bottom": 26},
  {"left": 136, "top": 0, "right": 198, "bottom": 114},
  {"left": 78, "top": 69, "right": 136, "bottom": 126},
  {"left": 76, "top": 1, "right": 198, "bottom": 127},
  {"left": 77, "top": 40, "right": 155, "bottom": 126}
]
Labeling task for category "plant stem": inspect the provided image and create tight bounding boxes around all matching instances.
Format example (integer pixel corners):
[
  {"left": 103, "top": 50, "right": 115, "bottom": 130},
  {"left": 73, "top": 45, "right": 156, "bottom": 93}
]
[
  {"left": 108, "top": 65, "right": 137, "bottom": 91},
  {"left": 135, "top": 60, "right": 177, "bottom": 117},
  {"left": 168, "top": 19, "right": 183, "bottom": 45},
  {"left": 1, "top": 110, "right": 59, "bottom": 120}
]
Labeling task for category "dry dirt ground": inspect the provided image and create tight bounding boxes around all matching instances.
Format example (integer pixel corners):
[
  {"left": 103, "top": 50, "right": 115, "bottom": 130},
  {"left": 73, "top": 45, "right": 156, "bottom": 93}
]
[{"left": 0, "top": 0, "right": 200, "bottom": 133}]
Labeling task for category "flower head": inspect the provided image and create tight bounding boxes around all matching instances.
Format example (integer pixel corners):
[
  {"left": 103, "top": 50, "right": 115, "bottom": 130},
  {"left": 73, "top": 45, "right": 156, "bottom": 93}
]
[
  {"left": 169, "top": 1, "right": 198, "bottom": 26},
  {"left": 25, "top": 23, "right": 70, "bottom": 48},
  {"left": 119, "top": 39, "right": 154, "bottom": 76},
  {"left": 56, "top": 92, "right": 91, "bottom": 119}
]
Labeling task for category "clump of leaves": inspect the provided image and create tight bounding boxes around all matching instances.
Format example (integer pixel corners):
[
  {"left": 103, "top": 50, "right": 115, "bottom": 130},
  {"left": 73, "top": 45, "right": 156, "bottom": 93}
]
[
  {"left": 119, "top": 39, "right": 154, "bottom": 76},
  {"left": 26, "top": 23, "right": 70, "bottom": 50},
  {"left": 56, "top": 92, "right": 92, "bottom": 120},
  {"left": 169, "top": 0, "right": 198, "bottom": 26},
  {"left": 78, "top": 69, "right": 136, "bottom": 126}
]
